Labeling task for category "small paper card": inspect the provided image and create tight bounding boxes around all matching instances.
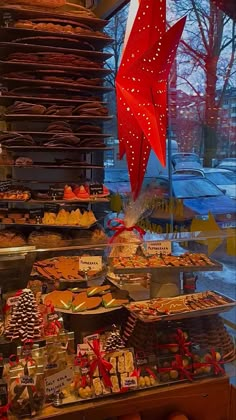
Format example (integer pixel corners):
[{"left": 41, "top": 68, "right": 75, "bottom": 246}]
[
  {"left": 7, "top": 295, "right": 20, "bottom": 307},
  {"left": 45, "top": 367, "right": 74, "bottom": 395},
  {"left": 146, "top": 241, "right": 171, "bottom": 255},
  {"left": 124, "top": 377, "right": 137, "bottom": 388},
  {"left": 79, "top": 256, "right": 102, "bottom": 272},
  {"left": 20, "top": 376, "right": 36, "bottom": 386}
]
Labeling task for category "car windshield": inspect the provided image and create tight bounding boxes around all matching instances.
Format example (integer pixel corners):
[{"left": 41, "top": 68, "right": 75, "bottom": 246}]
[
  {"left": 172, "top": 154, "right": 200, "bottom": 164},
  {"left": 173, "top": 178, "right": 223, "bottom": 198},
  {"left": 206, "top": 172, "right": 236, "bottom": 185},
  {"left": 218, "top": 162, "right": 236, "bottom": 169}
]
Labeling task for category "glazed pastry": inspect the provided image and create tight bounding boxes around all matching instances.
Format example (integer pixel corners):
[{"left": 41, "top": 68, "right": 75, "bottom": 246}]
[
  {"left": 63, "top": 185, "right": 78, "bottom": 200},
  {"left": 74, "top": 185, "right": 90, "bottom": 200},
  {"left": 110, "top": 375, "right": 120, "bottom": 393},
  {"left": 124, "top": 351, "right": 134, "bottom": 373},
  {"left": 93, "top": 378, "right": 103, "bottom": 396},
  {"left": 118, "top": 355, "right": 125, "bottom": 373},
  {"left": 109, "top": 357, "right": 117, "bottom": 374}
]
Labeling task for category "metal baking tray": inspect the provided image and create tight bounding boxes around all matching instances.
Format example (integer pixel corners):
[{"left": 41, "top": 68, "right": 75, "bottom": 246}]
[
  {"left": 110, "top": 257, "right": 223, "bottom": 274},
  {"left": 0, "top": 5, "right": 108, "bottom": 30},
  {"left": 0, "top": 27, "right": 112, "bottom": 49},
  {"left": 0, "top": 41, "right": 112, "bottom": 61},
  {"left": 124, "top": 291, "right": 236, "bottom": 323}
]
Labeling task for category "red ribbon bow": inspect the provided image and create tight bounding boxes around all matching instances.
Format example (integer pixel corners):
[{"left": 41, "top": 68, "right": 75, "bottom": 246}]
[
  {"left": 107, "top": 218, "right": 145, "bottom": 243},
  {"left": 175, "top": 329, "right": 192, "bottom": 357},
  {"left": 88, "top": 339, "right": 113, "bottom": 388},
  {"left": 157, "top": 329, "right": 191, "bottom": 357},
  {"left": 159, "top": 355, "right": 193, "bottom": 382},
  {"left": 199, "top": 349, "right": 225, "bottom": 376}
]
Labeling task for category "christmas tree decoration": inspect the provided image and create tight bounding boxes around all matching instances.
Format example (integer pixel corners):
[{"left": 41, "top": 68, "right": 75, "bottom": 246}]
[
  {"left": 116, "top": 0, "right": 186, "bottom": 199},
  {"left": 105, "top": 326, "right": 125, "bottom": 352},
  {"left": 5, "top": 289, "right": 43, "bottom": 342}
]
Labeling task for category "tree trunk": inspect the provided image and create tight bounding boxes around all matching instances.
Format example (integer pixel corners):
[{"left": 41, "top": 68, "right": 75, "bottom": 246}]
[{"left": 203, "top": 56, "right": 218, "bottom": 166}]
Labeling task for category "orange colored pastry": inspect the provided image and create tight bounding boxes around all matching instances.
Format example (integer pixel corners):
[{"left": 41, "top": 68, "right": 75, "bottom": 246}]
[
  {"left": 72, "top": 292, "right": 102, "bottom": 312},
  {"left": 102, "top": 293, "right": 128, "bottom": 308},
  {"left": 63, "top": 185, "right": 77, "bottom": 200},
  {"left": 74, "top": 185, "right": 90, "bottom": 200},
  {"left": 87, "top": 285, "right": 110, "bottom": 296},
  {"left": 44, "top": 290, "right": 73, "bottom": 310}
]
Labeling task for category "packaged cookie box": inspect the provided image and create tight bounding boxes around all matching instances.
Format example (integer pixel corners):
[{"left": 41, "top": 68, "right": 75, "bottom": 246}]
[
  {"left": 192, "top": 347, "right": 225, "bottom": 379},
  {"left": 156, "top": 326, "right": 191, "bottom": 357},
  {"left": 74, "top": 348, "right": 137, "bottom": 400},
  {"left": 90, "top": 348, "right": 137, "bottom": 397},
  {"left": 157, "top": 354, "right": 193, "bottom": 384},
  {"left": 135, "top": 351, "right": 159, "bottom": 389}
]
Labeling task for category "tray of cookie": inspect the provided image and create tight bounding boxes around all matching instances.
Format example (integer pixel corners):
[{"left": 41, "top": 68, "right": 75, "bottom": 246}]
[
  {"left": 0, "top": 21, "right": 113, "bottom": 49},
  {"left": 109, "top": 253, "right": 223, "bottom": 274},
  {"left": 124, "top": 291, "right": 236, "bottom": 323},
  {"left": 0, "top": 3, "right": 108, "bottom": 31},
  {"left": 0, "top": 70, "right": 113, "bottom": 92},
  {"left": 0, "top": 42, "right": 112, "bottom": 62}
]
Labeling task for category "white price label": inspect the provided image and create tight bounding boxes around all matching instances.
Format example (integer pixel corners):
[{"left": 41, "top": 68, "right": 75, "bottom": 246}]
[
  {"left": 77, "top": 343, "right": 90, "bottom": 355},
  {"left": 45, "top": 367, "right": 74, "bottom": 396},
  {"left": 124, "top": 377, "right": 137, "bottom": 388},
  {"left": 146, "top": 241, "right": 171, "bottom": 255},
  {"left": 79, "top": 256, "right": 102, "bottom": 272},
  {"left": 7, "top": 295, "right": 20, "bottom": 306},
  {"left": 83, "top": 333, "right": 100, "bottom": 343},
  {"left": 20, "top": 376, "right": 36, "bottom": 386}
]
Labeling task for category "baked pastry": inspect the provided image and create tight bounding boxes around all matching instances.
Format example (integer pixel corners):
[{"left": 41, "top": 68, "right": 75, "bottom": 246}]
[
  {"left": 44, "top": 290, "right": 74, "bottom": 310},
  {"left": 28, "top": 230, "right": 66, "bottom": 248},
  {"left": 45, "top": 121, "right": 73, "bottom": 133},
  {"left": 6, "top": 101, "right": 46, "bottom": 115},
  {"left": 15, "top": 157, "right": 33, "bottom": 166},
  {"left": 74, "top": 185, "right": 90, "bottom": 200},
  {"left": 0, "top": 133, "right": 34, "bottom": 146},
  {"left": 72, "top": 293, "right": 102, "bottom": 312},
  {"left": 0, "top": 229, "right": 26, "bottom": 248},
  {"left": 63, "top": 185, "right": 77, "bottom": 200}
]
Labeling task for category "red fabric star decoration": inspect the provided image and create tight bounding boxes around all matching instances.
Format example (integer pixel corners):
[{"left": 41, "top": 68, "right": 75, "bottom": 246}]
[{"left": 116, "top": 0, "right": 186, "bottom": 199}]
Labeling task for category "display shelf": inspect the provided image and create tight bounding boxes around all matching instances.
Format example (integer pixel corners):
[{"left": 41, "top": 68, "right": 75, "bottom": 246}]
[
  {"left": 0, "top": 59, "right": 112, "bottom": 75},
  {"left": 0, "top": 5, "right": 108, "bottom": 30},
  {"left": 0, "top": 27, "right": 113, "bottom": 49},
  {"left": 5, "top": 376, "right": 228, "bottom": 420},
  {"left": 0, "top": 77, "right": 113, "bottom": 92},
  {"left": 2, "top": 114, "right": 112, "bottom": 120},
  {"left": 0, "top": 197, "right": 109, "bottom": 203},
  {"left": 0, "top": 222, "right": 98, "bottom": 229},
  {"left": 124, "top": 291, "right": 236, "bottom": 323},
  {"left": 1, "top": 164, "right": 104, "bottom": 169},
  {"left": 0, "top": 42, "right": 112, "bottom": 61},
  {"left": 0, "top": 95, "right": 108, "bottom": 105},
  {"left": 0, "top": 130, "right": 111, "bottom": 137},
  {"left": 110, "top": 260, "right": 223, "bottom": 274},
  {"left": 1, "top": 146, "right": 112, "bottom": 151}
]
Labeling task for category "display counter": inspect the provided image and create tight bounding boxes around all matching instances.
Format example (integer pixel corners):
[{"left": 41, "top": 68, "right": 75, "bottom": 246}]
[{"left": 8, "top": 376, "right": 230, "bottom": 420}]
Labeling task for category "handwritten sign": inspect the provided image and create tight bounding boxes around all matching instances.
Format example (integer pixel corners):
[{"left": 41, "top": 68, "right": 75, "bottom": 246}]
[
  {"left": 146, "top": 241, "right": 171, "bottom": 255},
  {"left": 20, "top": 376, "right": 36, "bottom": 386},
  {"left": 124, "top": 377, "right": 137, "bottom": 388},
  {"left": 45, "top": 367, "right": 74, "bottom": 396},
  {"left": 79, "top": 256, "right": 102, "bottom": 272},
  {"left": 89, "top": 184, "right": 103, "bottom": 196}
]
